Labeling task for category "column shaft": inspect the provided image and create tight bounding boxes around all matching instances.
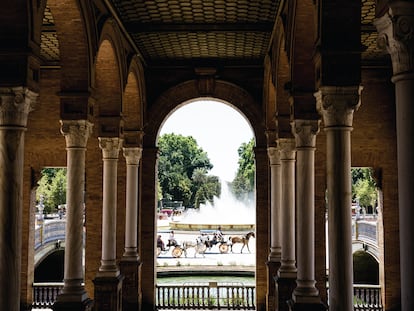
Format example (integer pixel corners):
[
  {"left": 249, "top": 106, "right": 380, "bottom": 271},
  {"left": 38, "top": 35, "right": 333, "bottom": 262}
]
[
  {"left": 0, "top": 87, "right": 36, "bottom": 311},
  {"left": 394, "top": 77, "right": 414, "bottom": 309},
  {"left": 292, "top": 120, "right": 320, "bottom": 302},
  {"left": 375, "top": 4, "right": 414, "bottom": 309},
  {"left": 123, "top": 147, "right": 142, "bottom": 259},
  {"left": 60, "top": 121, "right": 92, "bottom": 301},
  {"left": 268, "top": 147, "right": 282, "bottom": 262},
  {"left": 316, "top": 86, "right": 362, "bottom": 311},
  {"left": 98, "top": 137, "right": 122, "bottom": 276},
  {"left": 279, "top": 139, "right": 297, "bottom": 276}
]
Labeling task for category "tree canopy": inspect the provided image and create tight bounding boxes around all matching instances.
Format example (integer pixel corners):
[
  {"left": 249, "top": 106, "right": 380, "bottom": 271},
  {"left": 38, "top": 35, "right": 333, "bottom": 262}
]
[
  {"left": 230, "top": 138, "right": 255, "bottom": 201},
  {"left": 352, "top": 167, "right": 377, "bottom": 210},
  {"left": 157, "top": 133, "right": 221, "bottom": 208},
  {"left": 36, "top": 168, "right": 67, "bottom": 214}
]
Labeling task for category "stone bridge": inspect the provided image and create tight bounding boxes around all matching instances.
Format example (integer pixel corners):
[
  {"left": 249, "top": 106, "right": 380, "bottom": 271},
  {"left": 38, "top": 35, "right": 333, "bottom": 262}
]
[
  {"left": 34, "top": 219, "right": 66, "bottom": 268},
  {"left": 352, "top": 216, "right": 379, "bottom": 262}
]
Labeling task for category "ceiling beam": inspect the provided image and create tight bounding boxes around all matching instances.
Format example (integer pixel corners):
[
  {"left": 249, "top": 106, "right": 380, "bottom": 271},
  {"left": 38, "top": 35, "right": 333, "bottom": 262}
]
[{"left": 124, "top": 22, "right": 274, "bottom": 33}]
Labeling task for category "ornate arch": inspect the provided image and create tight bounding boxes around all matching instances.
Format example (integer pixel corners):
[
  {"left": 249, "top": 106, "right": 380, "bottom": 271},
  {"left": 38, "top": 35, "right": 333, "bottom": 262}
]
[
  {"left": 143, "top": 80, "right": 265, "bottom": 147},
  {"left": 263, "top": 54, "right": 277, "bottom": 146},
  {"left": 272, "top": 17, "right": 292, "bottom": 138},
  {"left": 123, "top": 56, "right": 145, "bottom": 146},
  {"left": 94, "top": 19, "right": 126, "bottom": 136}
]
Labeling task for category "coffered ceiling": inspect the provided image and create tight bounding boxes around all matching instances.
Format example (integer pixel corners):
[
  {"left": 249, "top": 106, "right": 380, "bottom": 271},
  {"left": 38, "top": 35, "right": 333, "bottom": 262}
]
[{"left": 40, "top": 0, "right": 388, "bottom": 67}]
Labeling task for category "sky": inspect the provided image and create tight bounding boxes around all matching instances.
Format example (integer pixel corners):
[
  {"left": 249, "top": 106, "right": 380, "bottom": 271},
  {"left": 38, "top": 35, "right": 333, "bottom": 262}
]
[{"left": 159, "top": 100, "right": 254, "bottom": 182}]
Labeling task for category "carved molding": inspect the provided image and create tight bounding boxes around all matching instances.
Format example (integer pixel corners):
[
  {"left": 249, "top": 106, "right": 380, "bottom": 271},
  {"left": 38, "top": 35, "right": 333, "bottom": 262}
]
[
  {"left": 375, "top": 2, "right": 414, "bottom": 75},
  {"left": 267, "top": 147, "right": 281, "bottom": 165},
  {"left": 279, "top": 138, "right": 296, "bottom": 160},
  {"left": 291, "top": 119, "right": 320, "bottom": 148},
  {"left": 265, "top": 129, "right": 278, "bottom": 147},
  {"left": 60, "top": 120, "right": 93, "bottom": 148},
  {"left": 123, "top": 147, "right": 143, "bottom": 165},
  {"left": 0, "top": 87, "right": 38, "bottom": 127},
  {"left": 98, "top": 137, "right": 122, "bottom": 159},
  {"left": 315, "top": 86, "right": 362, "bottom": 128}
]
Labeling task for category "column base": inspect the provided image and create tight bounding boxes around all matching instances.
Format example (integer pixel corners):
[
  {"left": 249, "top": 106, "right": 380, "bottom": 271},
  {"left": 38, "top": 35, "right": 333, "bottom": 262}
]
[
  {"left": 288, "top": 299, "right": 328, "bottom": 311},
  {"left": 266, "top": 260, "right": 281, "bottom": 311},
  {"left": 276, "top": 274, "right": 297, "bottom": 311},
  {"left": 93, "top": 274, "right": 124, "bottom": 311},
  {"left": 52, "top": 298, "right": 94, "bottom": 311},
  {"left": 120, "top": 259, "right": 142, "bottom": 311}
]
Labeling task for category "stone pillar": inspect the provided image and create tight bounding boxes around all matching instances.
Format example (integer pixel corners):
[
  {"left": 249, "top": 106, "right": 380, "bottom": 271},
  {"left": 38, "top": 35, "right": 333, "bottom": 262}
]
[
  {"left": 276, "top": 138, "right": 297, "bottom": 311},
  {"left": 266, "top": 146, "right": 282, "bottom": 311},
  {"left": 375, "top": 4, "right": 414, "bottom": 310},
  {"left": 268, "top": 146, "right": 283, "bottom": 262},
  {"left": 315, "top": 85, "right": 362, "bottom": 311},
  {"left": 0, "top": 87, "right": 36, "bottom": 311},
  {"left": 120, "top": 147, "right": 142, "bottom": 311},
  {"left": 94, "top": 137, "right": 123, "bottom": 311},
  {"left": 53, "top": 120, "right": 93, "bottom": 311},
  {"left": 139, "top": 147, "right": 158, "bottom": 310},
  {"left": 289, "top": 120, "right": 326, "bottom": 311}
]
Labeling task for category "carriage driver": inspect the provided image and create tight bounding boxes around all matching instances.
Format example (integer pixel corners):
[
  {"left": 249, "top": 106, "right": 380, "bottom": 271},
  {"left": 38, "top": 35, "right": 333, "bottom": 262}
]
[
  {"left": 168, "top": 230, "right": 177, "bottom": 247},
  {"left": 157, "top": 235, "right": 165, "bottom": 251},
  {"left": 215, "top": 226, "right": 223, "bottom": 241}
]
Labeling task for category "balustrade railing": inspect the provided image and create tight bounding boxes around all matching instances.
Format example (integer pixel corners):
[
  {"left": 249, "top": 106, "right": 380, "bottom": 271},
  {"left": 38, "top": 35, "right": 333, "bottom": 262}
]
[
  {"left": 156, "top": 282, "right": 255, "bottom": 310},
  {"left": 35, "top": 220, "right": 66, "bottom": 250},
  {"left": 352, "top": 219, "right": 378, "bottom": 245},
  {"left": 32, "top": 282, "right": 382, "bottom": 310},
  {"left": 32, "top": 282, "right": 63, "bottom": 308},
  {"left": 353, "top": 284, "right": 383, "bottom": 311}
]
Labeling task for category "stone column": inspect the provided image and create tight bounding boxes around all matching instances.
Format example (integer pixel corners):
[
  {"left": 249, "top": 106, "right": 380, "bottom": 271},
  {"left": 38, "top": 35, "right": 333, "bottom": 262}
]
[
  {"left": 290, "top": 120, "right": 326, "bottom": 310},
  {"left": 268, "top": 146, "right": 282, "bottom": 263},
  {"left": 267, "top": 146, "right": 282, "bottom": 311},
  {"left": 315, "top": 85, "right": 362, "bottom": 311},
  {"left": 120, "top": 147, "right": 142, "bottom": 311},
  {"left": 0, "top": 87, "right": 36, "bottom": 311},
  {"left": 276, "top": 138, "right": 297, "bottom": 311},
  {"left": 375, "top": 3, "right": 414, "bottom": 310},
  {"left": 94, "top": 137, "right": 123, "bottom": 311},
  {"left": 54, "top": 120, "right": 93, "bottom": 311}
]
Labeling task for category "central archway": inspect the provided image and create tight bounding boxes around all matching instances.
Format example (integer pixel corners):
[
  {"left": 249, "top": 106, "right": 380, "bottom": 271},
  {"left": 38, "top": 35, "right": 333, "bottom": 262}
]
[{"left": 140, "top": 80, "right": 268, "bottom": 310}]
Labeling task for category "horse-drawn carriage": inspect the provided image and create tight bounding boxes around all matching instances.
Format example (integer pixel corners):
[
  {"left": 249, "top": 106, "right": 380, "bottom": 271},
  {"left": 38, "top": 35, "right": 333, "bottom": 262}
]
[
  {"left": 198, "top": 229, "right": 230, "bottom": 254},
  {"left": 156, "top": 230, "right": 255, "bottom": 258}
]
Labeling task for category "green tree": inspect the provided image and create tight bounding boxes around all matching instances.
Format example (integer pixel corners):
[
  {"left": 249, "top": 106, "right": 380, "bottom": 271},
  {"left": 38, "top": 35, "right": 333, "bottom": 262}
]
[
  {"left": 36, "top": 168, "right": 67, "bottom": 214},
  {"left": 231, "top": 138, "right": 255, "bottom": 201},
  {"left": 157, "top": 133, "right": 221, "bottom": 208},
  {"left": 352, "top": 167, "right": 377, "bottom": 211}
]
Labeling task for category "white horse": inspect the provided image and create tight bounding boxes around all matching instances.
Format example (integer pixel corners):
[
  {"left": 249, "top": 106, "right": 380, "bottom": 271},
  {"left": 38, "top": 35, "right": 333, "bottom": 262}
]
[{"left": 181, "top": 238, "right": 207, "bottom": 257}]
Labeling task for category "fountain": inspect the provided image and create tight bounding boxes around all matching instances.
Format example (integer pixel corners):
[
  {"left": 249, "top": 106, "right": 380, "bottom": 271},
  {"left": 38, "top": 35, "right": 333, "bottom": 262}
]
[{"left": 169, "top": 183, "right": 255, "bottom": 231}]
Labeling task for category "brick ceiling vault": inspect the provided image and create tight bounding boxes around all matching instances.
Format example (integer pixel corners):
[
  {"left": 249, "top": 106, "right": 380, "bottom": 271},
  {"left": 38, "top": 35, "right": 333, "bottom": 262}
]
[{"left": 39, "top": 0, "right": 388, "bottom": 69}]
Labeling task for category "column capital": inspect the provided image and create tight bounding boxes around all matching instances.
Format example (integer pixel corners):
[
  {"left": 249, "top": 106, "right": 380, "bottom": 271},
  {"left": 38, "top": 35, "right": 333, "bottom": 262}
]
[
  {"left": 375, "top": 1, "right": 414, "bottom": 76},
  {"left": 315, "top": 86, "right": 362, "bottom": 128},
  {"left": 123, "top": 147, "right": 143, "bottom": 165},
  {"left": 265, "top": 129, "right": 278, "bottom": 147},
  {"left": 291, "top": 119, "right": 320, "bottom": 148},
  {"left": 0, "top": 87, "right": 37, "bottom": 127},
  {"left": 279, "top": 138, "right": 296, "bottom": 160},
  {"left": 267, "top": 146, "right": 280, "bottom": 165},
  {"left": 99, "top": 137, "right": 122, "bottom": 159},
  {"left": 60, "top": 120, "right": 93, "bottom": 148}
]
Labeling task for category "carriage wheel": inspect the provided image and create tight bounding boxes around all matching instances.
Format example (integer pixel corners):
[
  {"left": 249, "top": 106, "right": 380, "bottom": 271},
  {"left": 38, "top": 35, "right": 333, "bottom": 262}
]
[
  {"left": 156, "top": 247, "right": 161, "bottom": 257},
  {"left": 219, "top": 243, "right": 229, "bottom": 253},
  {"left": 172, "top": 246, "right": 183, "bottom": 258}
]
